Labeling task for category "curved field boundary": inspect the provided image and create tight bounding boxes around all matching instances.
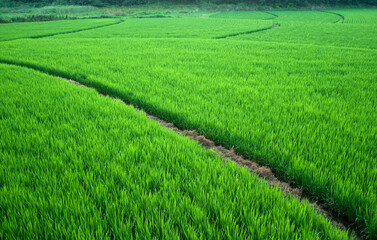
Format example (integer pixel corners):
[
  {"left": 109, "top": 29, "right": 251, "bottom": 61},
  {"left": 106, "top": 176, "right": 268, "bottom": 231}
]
[
  {"left": 1, "top": 19, "right": 123, "bottom": 42},
  {"left": 213, "top": 24, "right": 278, "bottom": 39},
  {"left": 320, "top": 10, "right": 345, "bottom": 24},
  {"left": 1, "top": 60, "right": 360, "bottom": 239},
  {"left": 264, "top": 11, "right": 279, "bottom": 19},
  {"left": 29, "top": 20, "right": 123, "bottom": 39},
  {"left": 213, "top": 11, "right": 278, "bottom": 39}
]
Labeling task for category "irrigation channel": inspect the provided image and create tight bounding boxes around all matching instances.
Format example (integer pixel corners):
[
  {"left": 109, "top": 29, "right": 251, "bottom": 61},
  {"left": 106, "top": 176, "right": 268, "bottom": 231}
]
[{"left": 4, "top": 62, "right": 362, "bottom": 239}]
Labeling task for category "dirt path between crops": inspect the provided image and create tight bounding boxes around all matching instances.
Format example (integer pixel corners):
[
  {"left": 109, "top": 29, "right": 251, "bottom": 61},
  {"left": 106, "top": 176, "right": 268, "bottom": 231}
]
[{"left": 3, "top": 62, "right": 362, "bottom": 239}]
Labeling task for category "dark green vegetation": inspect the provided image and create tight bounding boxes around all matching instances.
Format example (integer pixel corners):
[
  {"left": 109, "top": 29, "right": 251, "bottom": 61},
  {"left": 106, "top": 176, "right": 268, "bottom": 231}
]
[
  {"left": 0, "top": 64, "right": 349, "bottom": 239},
  {"left": 1, "top": 7, "right": 376, "bottom": 239},
  {"left": 0, "top": 5, "right": 105, "bottom": 22},
  {"left": 0, "top": 4, "right": 210, "bottom": 23},
  {"left": 2, "top": 0, "right": 376, "bottom": 8},
  {"left": 53, "top": 17, "right": 272, "bottom": 38}
]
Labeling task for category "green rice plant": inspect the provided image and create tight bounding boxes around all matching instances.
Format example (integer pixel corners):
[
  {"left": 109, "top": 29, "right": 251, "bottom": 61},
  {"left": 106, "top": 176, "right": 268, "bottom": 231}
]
[
  {"left": 0, "top": 63, "right": 349, "bottom": 239},
  {"left": 327, "top": 9, "right": 377, "bottom": 24},
  {"left": 232, "top": 9, "right": 377, "bottom": 49},
  {"left": 234, "top": 21, "right": 377, "bottom": 49},
  {"left": 209, "top": 11, "right": 275, "bottom": 20},
  {"left": 265, "top": 10, "right": 340, "bottom": 22},
  {"left": 0, "top": 36, "right": 375, "bottom": 238},
  {"left": 51, "top": 17, "right": 273, "bottom": 39},
  {"left": 1, "top": 8, "right": 377, "bottom": 238},
  {"left": 0, "top": 18, "right": 120, "bottom": 41}
]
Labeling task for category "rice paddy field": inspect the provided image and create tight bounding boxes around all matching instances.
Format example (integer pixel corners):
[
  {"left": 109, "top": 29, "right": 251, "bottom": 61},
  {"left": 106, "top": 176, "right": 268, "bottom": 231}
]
[
  {"left": 0, "top": 6, "right": 376, "bottom": 239},
  {"left": 0, "top": 18, "right": 120, "bottom": 41}
]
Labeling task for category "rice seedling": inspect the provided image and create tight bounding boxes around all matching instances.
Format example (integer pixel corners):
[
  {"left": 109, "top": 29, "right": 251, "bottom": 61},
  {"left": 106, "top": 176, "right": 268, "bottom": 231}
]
[
  {"left": 0, "top": 63, "right": 349, "bottom": 239},
  {"left": 51, "top": 17, "right": 273, "bottom": 39},
  {"left": 1, "top": 8, "right": 376, "bottom": 238},
  {"left": 0, "top": 18, "right": 120, "bottom": 41}
]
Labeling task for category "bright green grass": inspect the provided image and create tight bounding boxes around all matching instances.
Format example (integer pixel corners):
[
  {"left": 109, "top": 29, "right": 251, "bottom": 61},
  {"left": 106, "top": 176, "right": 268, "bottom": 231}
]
[
  {"left": 327, "top": 9, "right": 377, "bottom": 24},
  {"left": 209, "top": 11, "right": 275, "bottom": 20},
  {"left": 0, "top": 18, "right": 120, "bottom": 41},
  {"left": 51, "top": 17, "right": 272, "bottom": 39},
  {"left": 232, "top": 9, "right": 377, "bottom": 49},
  {"left": 0, "top": 64, "right": 350, "bottom": 239},
  {"left": 267, "top": 10, "right": 340, "bottom": 22},
  {"left": 234, "top": 21, "right": 377, "bottom": 49},
  {"left": 0, "top": 37, "right": 376, "bottom": 238}
]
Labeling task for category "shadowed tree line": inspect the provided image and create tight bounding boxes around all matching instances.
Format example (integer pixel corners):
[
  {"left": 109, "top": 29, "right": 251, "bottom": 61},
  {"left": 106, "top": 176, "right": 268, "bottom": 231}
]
[{"left": 3, "top": 0, "right": 376, "bottom": 7}]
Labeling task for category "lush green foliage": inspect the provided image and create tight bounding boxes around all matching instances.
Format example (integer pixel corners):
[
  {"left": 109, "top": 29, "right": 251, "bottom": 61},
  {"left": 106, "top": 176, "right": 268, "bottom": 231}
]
[
  {"left": 233, "top": 10, "right": 377, "bottom": 49},
  {"left": 0, "top": 5, "right": 106, "bottom": 22},
  {"left": 326, "top": 8, "right": 377, "bottom": 24},
  {"left": 0, "top": 18, "right": 119, "bottom": 41},
  {"left": 52, "top": 17, "right": 272, "bottom": 39},
  {"left": 212, "top": 9, "right": 338, "bottom": 22},
  {"left": 2, "top": 0, "right": 376, "bottom": 8},
  {"left": 0, "top": 4, "right": 200, "bottom": 22},
  {"left": 0, "top": 64, "right": 349, "bottom": 239},
  {"left": 236, "top": 21, "right": 377, "bottom": 49},
  {"left": 209, "top": 11, "right": 275, "bottom": 19},
  {"left": 1, "top": 35, "right": 376, "bottom": 238},
  {"left": 1, "top": 8, "right": 376, "bottom": 239}
]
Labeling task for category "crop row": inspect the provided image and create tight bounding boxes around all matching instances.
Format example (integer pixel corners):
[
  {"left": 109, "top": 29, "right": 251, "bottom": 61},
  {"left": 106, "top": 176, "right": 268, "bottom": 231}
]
[
  {"left": 0, "top": 64, "right": 349, "bottom": 239},
  {"left": 327, "top": 9, "right": 377, "bottom": 24},
  {"left": 51, "top": 17, "right": 273, "bottom": 39},
  {"left": 0, "top": 18, "right": 120, "bottom": 41},
  {"left": 233, "top": 10, "right": 377, "bottom": 49},
  {"left": 1, "top": 36, "right": 375, "bottom": 238}
]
